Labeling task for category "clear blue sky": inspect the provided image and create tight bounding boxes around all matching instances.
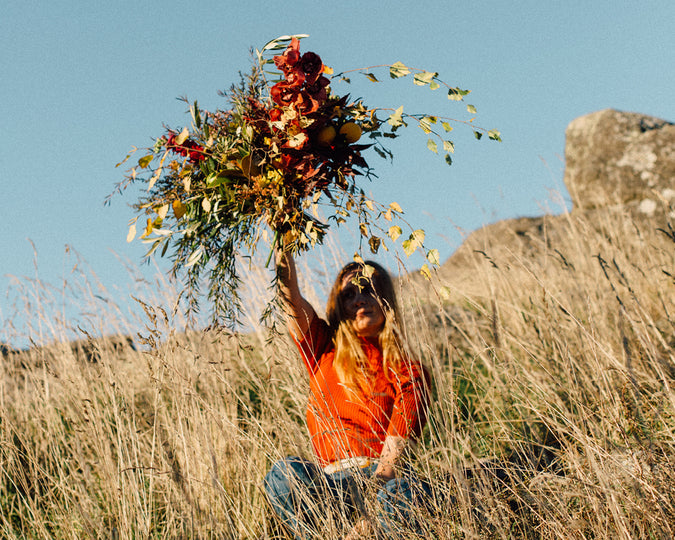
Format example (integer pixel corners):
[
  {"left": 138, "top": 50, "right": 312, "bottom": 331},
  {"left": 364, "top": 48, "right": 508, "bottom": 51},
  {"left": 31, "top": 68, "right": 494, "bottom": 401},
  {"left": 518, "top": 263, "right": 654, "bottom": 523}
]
[{"left": 1, "top": 1, "right": 673, "bottom": 345}]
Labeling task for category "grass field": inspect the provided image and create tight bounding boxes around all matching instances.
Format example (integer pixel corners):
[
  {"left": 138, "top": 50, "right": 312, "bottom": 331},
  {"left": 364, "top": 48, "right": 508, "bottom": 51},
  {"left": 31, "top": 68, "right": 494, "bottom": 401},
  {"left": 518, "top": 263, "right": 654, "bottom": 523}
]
[{"left": 2, "top": 205, "right": 675, "bottom": 538}]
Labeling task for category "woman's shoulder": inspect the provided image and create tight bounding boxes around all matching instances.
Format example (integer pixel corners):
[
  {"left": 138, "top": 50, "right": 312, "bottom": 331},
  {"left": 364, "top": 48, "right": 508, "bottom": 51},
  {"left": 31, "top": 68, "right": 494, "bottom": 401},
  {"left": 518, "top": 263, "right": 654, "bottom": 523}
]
[{"left": 291, "top": 313, "right": 334, "bottom": 369}]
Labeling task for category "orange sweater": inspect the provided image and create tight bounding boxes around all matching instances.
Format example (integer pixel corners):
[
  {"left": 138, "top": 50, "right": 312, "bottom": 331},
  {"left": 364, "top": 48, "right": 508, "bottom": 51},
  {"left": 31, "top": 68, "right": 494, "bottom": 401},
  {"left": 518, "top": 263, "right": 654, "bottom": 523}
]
[{"left": 293, "top": 315, "right": 430, "bottom": 465}]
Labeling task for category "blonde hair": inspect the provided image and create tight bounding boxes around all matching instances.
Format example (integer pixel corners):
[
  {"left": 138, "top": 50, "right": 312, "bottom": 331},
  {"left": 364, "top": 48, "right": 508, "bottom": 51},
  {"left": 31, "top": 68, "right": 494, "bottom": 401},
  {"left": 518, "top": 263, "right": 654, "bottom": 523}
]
[{"left": 325, "top": 261, "right": 406, "bottom": 394}]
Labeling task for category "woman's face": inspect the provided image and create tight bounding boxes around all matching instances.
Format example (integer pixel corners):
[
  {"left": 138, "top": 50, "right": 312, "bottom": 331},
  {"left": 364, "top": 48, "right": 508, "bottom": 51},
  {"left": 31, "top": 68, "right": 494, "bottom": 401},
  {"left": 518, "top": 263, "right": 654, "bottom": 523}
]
[{"left": 339, "top": 270, "right": 385, "bottom": 338}]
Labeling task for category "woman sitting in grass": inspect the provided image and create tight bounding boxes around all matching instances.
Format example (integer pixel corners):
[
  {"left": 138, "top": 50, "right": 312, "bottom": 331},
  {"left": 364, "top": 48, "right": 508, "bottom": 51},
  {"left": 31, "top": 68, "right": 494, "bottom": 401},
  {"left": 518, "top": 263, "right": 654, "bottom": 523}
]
[{"left": 264, "top": 250, "right": 431, "bottom": 539}]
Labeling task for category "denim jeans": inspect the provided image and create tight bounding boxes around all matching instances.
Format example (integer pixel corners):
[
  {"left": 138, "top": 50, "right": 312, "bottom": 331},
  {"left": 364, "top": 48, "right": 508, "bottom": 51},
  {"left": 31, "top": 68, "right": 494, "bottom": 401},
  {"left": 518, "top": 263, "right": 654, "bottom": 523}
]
[{"left": 263, "top": 456, "right": 432, "bottom": 539}]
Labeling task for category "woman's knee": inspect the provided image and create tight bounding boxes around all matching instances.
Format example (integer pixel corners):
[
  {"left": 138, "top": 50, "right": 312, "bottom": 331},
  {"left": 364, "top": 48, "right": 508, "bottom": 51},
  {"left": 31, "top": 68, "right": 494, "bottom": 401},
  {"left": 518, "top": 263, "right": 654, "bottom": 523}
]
[{"left": 264, "top": 457, "right": 316, "bottom": 499}]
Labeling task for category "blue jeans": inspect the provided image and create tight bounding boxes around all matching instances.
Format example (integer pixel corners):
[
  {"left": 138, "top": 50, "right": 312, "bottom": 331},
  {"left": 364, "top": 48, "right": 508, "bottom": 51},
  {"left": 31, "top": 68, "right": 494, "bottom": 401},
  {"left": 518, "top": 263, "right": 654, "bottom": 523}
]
[{"left": 263, "top": 456, "right": 432, "bottom": 539}]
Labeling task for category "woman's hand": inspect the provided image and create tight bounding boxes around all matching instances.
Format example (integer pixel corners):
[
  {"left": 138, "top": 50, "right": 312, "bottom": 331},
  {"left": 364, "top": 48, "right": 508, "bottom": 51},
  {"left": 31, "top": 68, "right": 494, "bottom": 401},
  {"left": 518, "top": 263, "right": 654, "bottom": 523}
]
[{"left": 275, "top": 248, "right": 315, "bottom": 338}]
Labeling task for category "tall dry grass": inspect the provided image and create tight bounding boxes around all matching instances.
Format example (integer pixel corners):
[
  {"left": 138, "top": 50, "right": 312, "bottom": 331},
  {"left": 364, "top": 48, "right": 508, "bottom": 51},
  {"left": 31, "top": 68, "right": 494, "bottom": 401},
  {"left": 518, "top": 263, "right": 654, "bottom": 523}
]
[{"left": 1, "top": 204, "right": 675, "bottom": 538}]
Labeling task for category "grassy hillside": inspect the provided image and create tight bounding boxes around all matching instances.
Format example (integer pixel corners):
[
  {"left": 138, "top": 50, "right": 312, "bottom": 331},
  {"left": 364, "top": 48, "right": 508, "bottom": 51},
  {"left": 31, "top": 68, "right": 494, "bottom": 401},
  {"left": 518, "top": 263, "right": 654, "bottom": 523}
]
[{"left": 2, "top": 204, "right": 675, "bottom": 538}]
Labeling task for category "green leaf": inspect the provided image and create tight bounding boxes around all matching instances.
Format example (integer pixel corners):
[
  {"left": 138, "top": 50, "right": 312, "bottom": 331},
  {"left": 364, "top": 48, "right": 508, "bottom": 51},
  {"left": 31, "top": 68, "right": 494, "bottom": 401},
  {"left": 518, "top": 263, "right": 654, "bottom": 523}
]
[
  {"left": 427, "top": 248, "right": 440, "bottom": 266},
  {"left": 426, "top": 139, "right": 438, "bottom": 153},
  {"left": 191, "top": 100, "right": 201, "bottom": 128},
  {"left": 364, "top": 72, "right": 379, "bottom": 83},
  {"left": 444, "top": 154, "right": 453, "bottom": 166},
  {"left": 447, "top": 87, "right": 470, "bottom": 101},
  {"left": 260, "top": 34, "right": 309, "bottom": 53},
  {"left": 443, "top": 140, "right": 455, "bottom": 153},
  {"left": 413, "top": 71, "right": 437, "bottom": 86},
  {"left": 488, "top": 129, "right": 502, "bottom": 141},
  {"left": 429, "top": 81, "right": 440, "bottom": 90},
  {"left": 138, "top": 154, "right": 153, "bottom": 169},
  {"left": 467, "top": 104, "right": 477, "bottom": 114},
  {"left": 185, "top": 245, "right": 204, "bottom": 267},
  {"left": 402, "top": 239, "right": 415, "bottom": 257},
  {"left": 441, "top": 121, "right": 453, "bottom": 133},
  {"left": 389, "top": 61, "right": 410, "bottom": 79},
  {"left": 473, "top": 131, "right": 483, "bottom": 140}
]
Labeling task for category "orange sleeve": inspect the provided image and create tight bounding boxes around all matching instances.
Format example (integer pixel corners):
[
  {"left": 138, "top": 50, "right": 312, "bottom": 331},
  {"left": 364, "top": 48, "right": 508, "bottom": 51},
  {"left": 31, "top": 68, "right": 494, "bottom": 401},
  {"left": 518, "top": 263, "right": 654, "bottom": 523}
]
[{"left": 291, "top": 314, "right": 332, "bottom": 374}]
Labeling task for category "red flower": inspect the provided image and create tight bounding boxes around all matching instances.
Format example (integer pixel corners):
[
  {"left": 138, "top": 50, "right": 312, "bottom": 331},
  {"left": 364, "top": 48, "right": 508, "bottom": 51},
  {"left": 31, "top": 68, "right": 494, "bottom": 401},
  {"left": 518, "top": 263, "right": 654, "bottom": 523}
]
[
  {"left": 270, "top": 81, "right": 299, "bottom": 107},
  {"left": 295, "top": 90, "right": 321, "bottom": 114},
  {"left": 165, "top": 131, "right": 206, "bottom": 162},
  {"left": 273, "top": 37, "right": 301, "bottom": 74},
  {"left": 284, "top": 66, "right": 306, "bottom": 88}
]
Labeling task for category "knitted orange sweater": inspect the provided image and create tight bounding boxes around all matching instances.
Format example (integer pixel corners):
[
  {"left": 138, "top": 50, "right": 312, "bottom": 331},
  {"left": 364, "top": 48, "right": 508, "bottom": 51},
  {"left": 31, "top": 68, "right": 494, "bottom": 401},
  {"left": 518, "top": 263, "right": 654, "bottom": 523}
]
[{"left": 293, "top": 315, "right": 430, "bottom": 465}]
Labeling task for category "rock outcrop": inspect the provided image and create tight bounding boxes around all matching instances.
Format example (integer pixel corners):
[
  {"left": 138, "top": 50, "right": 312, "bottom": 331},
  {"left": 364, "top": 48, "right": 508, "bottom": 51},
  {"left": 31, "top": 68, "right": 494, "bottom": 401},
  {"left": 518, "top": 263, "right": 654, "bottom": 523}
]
[
  {"left": 437, "top": 109, "right": 674, "bottom": 296},
  {"left": 563, "top": 109, "right": 675, "bottom": 213}
]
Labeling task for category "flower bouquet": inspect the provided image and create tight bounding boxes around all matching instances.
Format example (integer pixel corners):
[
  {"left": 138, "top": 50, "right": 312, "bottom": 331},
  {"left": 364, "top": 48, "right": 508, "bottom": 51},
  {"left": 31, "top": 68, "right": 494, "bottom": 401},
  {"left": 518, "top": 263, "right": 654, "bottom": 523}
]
[{"left": 110, "top": 35, "right": 500, "bottom": 325}]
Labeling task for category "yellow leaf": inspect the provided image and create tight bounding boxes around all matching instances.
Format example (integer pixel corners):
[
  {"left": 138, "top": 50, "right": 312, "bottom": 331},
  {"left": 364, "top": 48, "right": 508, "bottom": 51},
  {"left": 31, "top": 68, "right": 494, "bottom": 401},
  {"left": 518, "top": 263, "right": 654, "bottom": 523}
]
[
  {"left": 323, "top": 65, "right": 334, "bottom": 75},
  {"left": 140, "top": 218, "right": 153, "bottom": 239},
  {"left": 365, "top": 200, "right": 374, "bottom": 211},
  {"left": 138, "top": 154, "right": 153, "bottom": 168},
  {"left": 359, "top": 223, "right": 368, "bottom": 237},
  {"left": 353, "top": 253, "right": 364, "bottom": 264},
  {"left": 389, "top": 202, "right": 403, "bottom": 213},
  {"left": 402, "top": 239, "right": 415, "bottom": 257},
  {"left": 388, "top": 225, "right": 402, "bottom": 242},
  {"left": 172, "top": 200, "right": 186, "bottom": 219},
  {"left": 175, "top": 127, "right": 189, "bottom": 145},
  {"left": 411, "top": 229, "right": 426, "bottom": 245},
  {"left": 126, "top": 223, "right": 137, "bottom": 243},
  {"left": 156, "top": 204, "right": 169, "bottom": 220},
  {"left": 420, "top": 264, "right": 432, "bottom": 280},
  {"left": 148, "top": 166, "right": 162, "bottom": 191},
  {"left": 427, "top": 248, "right": 440, "bottom": 266},
  {"left": 384, "top": 209, "right": 392, "bottom": 221}
]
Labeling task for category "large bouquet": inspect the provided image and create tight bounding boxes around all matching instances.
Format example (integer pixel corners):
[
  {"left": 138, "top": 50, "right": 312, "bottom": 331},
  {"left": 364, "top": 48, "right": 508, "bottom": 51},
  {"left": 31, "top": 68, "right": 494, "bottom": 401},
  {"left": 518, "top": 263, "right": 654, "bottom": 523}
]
[{"left": 111, "top": 35, "right": 499, "bottom": 325}]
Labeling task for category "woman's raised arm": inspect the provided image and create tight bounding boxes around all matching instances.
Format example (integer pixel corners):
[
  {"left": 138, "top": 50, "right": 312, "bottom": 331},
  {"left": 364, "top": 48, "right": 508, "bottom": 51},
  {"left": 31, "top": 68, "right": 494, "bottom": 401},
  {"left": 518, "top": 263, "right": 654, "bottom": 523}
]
[{"left": 275, "top": 249, "right": 316, "bottom": 339}]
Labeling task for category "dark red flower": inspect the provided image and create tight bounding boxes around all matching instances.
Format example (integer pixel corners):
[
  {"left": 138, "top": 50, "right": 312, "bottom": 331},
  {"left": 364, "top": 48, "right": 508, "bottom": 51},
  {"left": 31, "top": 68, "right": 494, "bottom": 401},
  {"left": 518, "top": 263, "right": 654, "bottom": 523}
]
[{"left": 300, "top": 52, "right": 324, "bottom": 84}]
